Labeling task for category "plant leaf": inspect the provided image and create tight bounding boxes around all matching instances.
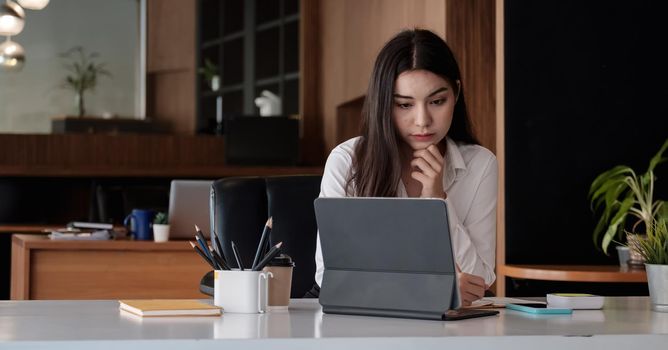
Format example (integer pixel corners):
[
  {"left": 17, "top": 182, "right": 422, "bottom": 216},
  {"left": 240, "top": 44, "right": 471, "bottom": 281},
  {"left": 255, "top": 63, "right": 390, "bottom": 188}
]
[
  {"left": 648, "top": 138, "right": 668, "bottom": 172},
  {"left": 601, "top": 196, "right": 634, "bottom": 254},
  {"left": 589, "top": 166, "right": 633, "bottom": 197}
]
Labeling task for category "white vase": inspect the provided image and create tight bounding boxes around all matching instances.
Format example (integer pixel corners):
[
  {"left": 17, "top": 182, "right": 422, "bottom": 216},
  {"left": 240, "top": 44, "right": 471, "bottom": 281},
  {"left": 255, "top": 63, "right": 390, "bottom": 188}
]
[
  {"left": 153, "top": 224, "right": 170, "bottom": 242},
  {"left": 211, "top": 75, "right": 220, "bottom": 92},
  {"left": 645, "top": 263, "right": 668, "bottom": 312}
]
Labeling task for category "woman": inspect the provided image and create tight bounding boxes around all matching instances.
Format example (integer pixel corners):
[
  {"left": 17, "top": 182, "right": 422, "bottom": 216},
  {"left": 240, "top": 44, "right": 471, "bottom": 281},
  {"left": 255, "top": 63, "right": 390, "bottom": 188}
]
[{"left": 315, "top": 29, "right": 497, "bottom": 306}]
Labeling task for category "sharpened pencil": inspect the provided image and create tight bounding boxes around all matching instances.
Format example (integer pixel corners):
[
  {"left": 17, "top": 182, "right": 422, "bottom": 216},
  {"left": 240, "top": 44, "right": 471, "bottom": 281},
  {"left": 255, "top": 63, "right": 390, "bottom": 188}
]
[
  {"left": 190, "top": 241, "right": 216, "bottom": 269},
  {"left": 252, "top": 242, "right": 283, "bottom": 271},
  {"left": 252, "top": 217, "right": 272, "bottom": 270}
]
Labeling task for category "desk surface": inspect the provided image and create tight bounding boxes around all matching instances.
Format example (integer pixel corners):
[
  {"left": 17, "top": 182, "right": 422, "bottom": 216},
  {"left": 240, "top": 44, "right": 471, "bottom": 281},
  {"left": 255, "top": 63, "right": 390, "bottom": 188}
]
[{"left": 0, "top": 298, "right": 666, "bottom": 349}]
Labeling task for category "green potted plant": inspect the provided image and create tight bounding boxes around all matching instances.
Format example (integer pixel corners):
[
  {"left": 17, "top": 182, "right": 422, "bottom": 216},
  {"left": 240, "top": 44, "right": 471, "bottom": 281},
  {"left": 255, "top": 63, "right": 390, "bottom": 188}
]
[
  {"left": 589, "top": 139, "right": 668, "bottom": 258},
  {"left": 198, "top": 58, "right": 219, "bottom": 92},
  {"left": 60, "top": 46, "right": 111, "bottom": 117},
  {"left": 631, "top": 218, "right": 668, "bottom": 312},
  {"left": 153, "top": 212, "right": 169, "bottom": 243}
]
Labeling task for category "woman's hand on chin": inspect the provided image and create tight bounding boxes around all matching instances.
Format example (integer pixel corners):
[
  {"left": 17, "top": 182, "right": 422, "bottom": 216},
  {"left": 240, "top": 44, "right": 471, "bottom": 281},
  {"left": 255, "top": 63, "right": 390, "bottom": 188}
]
[{"left": 411, "top": 144, "right": 447, "bottom": 199}]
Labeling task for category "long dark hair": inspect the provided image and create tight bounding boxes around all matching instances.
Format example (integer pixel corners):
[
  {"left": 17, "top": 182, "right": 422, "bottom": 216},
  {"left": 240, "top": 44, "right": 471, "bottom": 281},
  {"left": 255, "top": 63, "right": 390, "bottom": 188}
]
[{"left": 349, "top": 29, "right": 479, "bottom": 197}]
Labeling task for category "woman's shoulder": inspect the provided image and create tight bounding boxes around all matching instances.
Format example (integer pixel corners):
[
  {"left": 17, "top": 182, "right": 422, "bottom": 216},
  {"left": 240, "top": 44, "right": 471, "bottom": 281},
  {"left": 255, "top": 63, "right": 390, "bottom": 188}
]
[
  {"left": 327, "top": 136, "right": 361, "bottom": 163},
  {"left": 321, "top": 137, "right": 360, "bottom": 197},
  {"left": 455, "top": 141, "right": 497, "bottom": 170}
]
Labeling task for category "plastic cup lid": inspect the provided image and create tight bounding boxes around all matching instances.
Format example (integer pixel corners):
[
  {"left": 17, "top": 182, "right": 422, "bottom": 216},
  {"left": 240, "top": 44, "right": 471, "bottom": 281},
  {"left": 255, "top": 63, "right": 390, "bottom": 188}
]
[{"left": 267, "top": 254, "right": 295, "bottom": 267}]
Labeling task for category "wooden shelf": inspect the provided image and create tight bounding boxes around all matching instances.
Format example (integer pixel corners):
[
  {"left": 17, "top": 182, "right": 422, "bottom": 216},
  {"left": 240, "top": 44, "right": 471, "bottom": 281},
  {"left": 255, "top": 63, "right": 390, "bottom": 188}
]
[
  {"left": 0, "top": 165, "right": 323, "bottom": 178},
  {"left": 499, "top": 264, "right": 647, "bottom": 283},
  {"left": 0, "top": 134, "right": 323, "bottom": 177}
]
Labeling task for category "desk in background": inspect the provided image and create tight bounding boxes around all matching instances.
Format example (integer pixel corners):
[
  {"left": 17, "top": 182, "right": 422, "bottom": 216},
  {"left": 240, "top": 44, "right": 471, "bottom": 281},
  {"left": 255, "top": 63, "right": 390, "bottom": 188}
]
[
  {"left": 499, "top": 264, "right": 647, "bottom": 282},
  {"left": 0, "top": 298, "right": 666, "bottom": 349},
  {"left": 10, "top": 234, "right": 210, "bottom": 300}
]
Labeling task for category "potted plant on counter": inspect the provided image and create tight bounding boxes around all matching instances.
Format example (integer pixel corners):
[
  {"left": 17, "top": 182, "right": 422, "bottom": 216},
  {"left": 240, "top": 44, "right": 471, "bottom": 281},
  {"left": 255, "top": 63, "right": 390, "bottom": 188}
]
[
  {"left": 198, "top": 58, "right": 220, "bottom": 92},
  {"left": 60, "top": 46, "right": 111, "bottom": 117},
  {"left": 632, "top": 218, "right": 668, "bottom": 312},
  {"left": 589, "top": 139, "right": 668, "bottom": 261},
  {"left": 153, "top": 212, "right": 169, "bottom": 243}
]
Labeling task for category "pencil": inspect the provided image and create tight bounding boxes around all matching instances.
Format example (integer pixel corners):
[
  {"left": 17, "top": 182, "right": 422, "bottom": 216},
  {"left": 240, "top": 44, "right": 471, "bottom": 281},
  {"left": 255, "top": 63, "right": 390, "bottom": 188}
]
[
  {"left": 194, "top": 225, "right": 213, "bottom": 261},
  {"left": 231, "top": 241, "right": 244, "bottom": 270},
  {"left": 212, "top": 230, "right": 228, "bottom": 266},
  {"left": 189, "top": 241, "right": 216, "bottom": 269},
  {"left": 252, "top": 217, "right": 272, "bottom": 270},
  {"left": 211, "top": 248, "right": 230, "bottom": 270},
  {"left": 252, "top": 242, "right": 283, "bottom": 271}
]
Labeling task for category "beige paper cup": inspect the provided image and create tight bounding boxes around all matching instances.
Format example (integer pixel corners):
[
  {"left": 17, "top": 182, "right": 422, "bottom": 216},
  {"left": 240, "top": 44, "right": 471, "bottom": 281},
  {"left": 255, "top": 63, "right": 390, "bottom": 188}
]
[{"left": 262, "top": 254, "right": 294, "bottom": 308}]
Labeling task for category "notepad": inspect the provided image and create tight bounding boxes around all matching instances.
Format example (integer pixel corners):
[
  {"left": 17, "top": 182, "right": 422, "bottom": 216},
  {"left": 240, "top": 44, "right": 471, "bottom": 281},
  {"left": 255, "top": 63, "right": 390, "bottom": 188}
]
[
  {"left": 119, "top": 299, "right": 222, "bottom": 317},
  {"left": 546, "top": 293, "right": 604, "bottom": 309}
]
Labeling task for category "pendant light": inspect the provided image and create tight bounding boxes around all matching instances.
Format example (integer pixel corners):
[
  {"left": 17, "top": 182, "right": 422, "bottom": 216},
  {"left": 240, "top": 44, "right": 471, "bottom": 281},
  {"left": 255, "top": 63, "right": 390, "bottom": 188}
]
[
  {"left": 0, "top": 1, "right": 25, "bottom": 36},
  {"left": 17, "top": 0, "right": 49, "bottom": 10},
  {"left": 0, "top": 37, "right": 25, "bottom": 71}
]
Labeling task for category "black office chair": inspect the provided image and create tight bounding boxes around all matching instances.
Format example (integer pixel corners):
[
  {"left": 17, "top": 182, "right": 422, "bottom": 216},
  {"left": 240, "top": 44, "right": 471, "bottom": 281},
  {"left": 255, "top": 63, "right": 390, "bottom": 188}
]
[{"left": 200, "top": 175, "right": 322, "bottom": 298}]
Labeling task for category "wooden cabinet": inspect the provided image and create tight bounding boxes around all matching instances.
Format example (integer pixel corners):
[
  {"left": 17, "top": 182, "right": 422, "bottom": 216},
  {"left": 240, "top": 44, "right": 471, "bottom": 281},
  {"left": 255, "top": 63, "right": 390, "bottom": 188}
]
[{"left": 11, "top": 234, "right": 212, "bottom": 300}]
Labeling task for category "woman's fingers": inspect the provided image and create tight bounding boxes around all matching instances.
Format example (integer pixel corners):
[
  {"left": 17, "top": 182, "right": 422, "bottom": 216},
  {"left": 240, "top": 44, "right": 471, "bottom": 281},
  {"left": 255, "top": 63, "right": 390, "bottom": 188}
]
[
  {"left": 462, "top": 291, "right": 481, "bottom": 302},
  {"left": 413, "top": 148, "right": 443, "bottom": 173},
  {"left": 426, "top": 144, "right": 444, "bottom": 165},
  {"left": 467, "top": 274, "right": 486, "bottom": 288},
  {"left": 410, "top": 158, "right": 438, "bottom": 177},
  {"left": 410, "top": 171, "right": 428, "bottom": 182},
  {"left": 459, "top": 272, "right": 486, "bottom": 301}
]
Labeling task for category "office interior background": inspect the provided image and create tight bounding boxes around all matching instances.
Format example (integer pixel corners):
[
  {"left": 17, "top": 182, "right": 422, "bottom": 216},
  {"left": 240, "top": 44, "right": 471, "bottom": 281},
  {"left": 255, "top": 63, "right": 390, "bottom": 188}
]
[{"left": 0, "top": 0, "right": 667, "bottom": 299}]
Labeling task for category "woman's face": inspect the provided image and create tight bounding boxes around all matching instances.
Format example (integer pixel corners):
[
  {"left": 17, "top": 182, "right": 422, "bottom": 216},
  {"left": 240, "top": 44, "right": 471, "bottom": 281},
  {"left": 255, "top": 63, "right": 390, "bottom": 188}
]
[{"left": 392, "top": 69, "right": 458, "bottom": 151}]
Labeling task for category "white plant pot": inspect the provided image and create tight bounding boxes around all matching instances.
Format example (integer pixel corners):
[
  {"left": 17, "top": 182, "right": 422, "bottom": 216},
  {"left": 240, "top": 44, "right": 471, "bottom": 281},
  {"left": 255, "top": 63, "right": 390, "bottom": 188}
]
[
  {"left": 153, "top": 224, "right": 170, "bottom": 242},
  {"left": 645, "top": 263, "right": 668, "bottom": 312}
]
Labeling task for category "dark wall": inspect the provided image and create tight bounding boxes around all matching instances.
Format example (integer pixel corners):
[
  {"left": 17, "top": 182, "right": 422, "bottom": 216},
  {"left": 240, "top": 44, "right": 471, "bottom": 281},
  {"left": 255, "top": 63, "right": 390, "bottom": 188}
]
[{"left": 505, "top": 0, "right": 668, "bottom": 267}]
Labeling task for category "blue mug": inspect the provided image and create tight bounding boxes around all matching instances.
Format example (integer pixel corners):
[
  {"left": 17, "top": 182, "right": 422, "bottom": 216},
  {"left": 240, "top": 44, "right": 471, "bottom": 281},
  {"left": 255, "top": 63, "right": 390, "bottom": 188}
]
[{"left": 124, "top": 209, "right": 156, "bottom": 241}]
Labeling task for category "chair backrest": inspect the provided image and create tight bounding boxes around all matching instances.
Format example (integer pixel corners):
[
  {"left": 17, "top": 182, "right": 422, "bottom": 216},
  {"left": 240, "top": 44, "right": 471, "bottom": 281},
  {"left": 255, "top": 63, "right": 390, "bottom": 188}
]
[{"left": 210, "top": 175, "right": 321, "bottom": 298}]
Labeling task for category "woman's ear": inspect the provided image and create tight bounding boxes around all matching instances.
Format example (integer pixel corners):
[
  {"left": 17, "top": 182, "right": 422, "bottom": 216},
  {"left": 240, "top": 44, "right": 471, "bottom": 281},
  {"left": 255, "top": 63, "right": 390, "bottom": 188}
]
[{"left": 455, "top": 80, "right": 461, "bottom": 102}]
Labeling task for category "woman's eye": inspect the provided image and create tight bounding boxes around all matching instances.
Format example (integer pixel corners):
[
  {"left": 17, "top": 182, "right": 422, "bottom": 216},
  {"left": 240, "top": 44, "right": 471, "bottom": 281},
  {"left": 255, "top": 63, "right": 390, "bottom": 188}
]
[
  {"left": 431, "top": 98, "right": 446, "bottom": 105},
  {"left": 396, "top": 103, "right": 412, "bottom": 109}
]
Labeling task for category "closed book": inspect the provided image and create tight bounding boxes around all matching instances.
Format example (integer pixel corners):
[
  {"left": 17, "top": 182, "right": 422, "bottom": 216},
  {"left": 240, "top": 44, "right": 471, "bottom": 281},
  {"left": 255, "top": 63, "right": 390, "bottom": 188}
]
[
  {"left": 119, "top": 299, "right": 222, "bottom": 317},
  {"left": 546, "top": 293, "right": 604, "bottom": 310}
]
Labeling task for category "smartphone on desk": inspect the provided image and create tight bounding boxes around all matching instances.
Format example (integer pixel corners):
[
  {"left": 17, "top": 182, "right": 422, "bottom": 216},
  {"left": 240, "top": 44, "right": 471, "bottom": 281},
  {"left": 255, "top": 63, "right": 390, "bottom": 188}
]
[{"left": 506, "top": 303, "right": 572, "bottom": 314}]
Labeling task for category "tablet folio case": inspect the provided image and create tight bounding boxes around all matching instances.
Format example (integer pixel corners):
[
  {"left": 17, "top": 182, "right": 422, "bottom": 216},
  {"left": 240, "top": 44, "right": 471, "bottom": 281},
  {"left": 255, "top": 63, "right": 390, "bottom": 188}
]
[{"left": 315, "top": 198, "right": 460, "bottom": 321}]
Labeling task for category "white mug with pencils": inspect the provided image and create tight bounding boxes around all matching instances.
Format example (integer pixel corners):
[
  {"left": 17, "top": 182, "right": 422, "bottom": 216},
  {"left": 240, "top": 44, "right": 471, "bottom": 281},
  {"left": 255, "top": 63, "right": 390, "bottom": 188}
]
[
  {"left": 190, "top": 218, "right": 285, "bottom": 313},
  {"left": 214, "top": 269, "right": 273, "bottom": 313}
]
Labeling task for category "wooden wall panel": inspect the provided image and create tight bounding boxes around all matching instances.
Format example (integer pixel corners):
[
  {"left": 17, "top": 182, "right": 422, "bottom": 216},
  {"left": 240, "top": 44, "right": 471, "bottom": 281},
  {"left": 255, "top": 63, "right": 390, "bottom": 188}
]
[
  {"left": 494, "top": 0, "right": 505, "bottom": 295},
  {"left": 148, "top": 71, "right": 196, "bottom": 134},
  {"left": 301, "top": 0, "right": 325, "bottom": 165},
  {"left": 319, "top": 0, "right": 447, "bottom": 152},
  {"left": 445, "top": 0, "right": 496, "bottom": 153},
  {"left": 147, "top": 0, "right": 196, "bottom": 134},
  {"left": 147, "top": 0, "right": 196, "bottom": 72}
]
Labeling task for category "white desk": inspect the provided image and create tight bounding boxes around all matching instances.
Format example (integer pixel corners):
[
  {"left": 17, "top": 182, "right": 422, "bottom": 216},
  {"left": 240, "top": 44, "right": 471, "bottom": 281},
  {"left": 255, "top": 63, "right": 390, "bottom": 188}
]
[{"left": 0, "top": 298, "right": 667, "bottom": 350}]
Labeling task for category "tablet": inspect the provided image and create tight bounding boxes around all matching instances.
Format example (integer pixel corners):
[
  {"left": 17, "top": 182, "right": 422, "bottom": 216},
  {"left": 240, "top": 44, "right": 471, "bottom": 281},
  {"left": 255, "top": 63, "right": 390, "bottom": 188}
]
[{"left": 315, "top": 197, "right": 497, "bottom": 321}]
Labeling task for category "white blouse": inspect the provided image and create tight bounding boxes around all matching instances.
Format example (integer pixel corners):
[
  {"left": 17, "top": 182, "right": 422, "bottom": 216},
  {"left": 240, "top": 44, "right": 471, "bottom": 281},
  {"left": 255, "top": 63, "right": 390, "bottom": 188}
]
[{"left": 315, "top": 136, "right": 498, "bottom": 286}]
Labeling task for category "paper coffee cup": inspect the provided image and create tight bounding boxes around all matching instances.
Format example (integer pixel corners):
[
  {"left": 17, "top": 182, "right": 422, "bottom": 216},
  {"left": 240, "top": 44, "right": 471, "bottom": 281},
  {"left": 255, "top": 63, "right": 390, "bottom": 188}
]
[{"left": 263, "top": 254, "right": 294, "bottom": 308}]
